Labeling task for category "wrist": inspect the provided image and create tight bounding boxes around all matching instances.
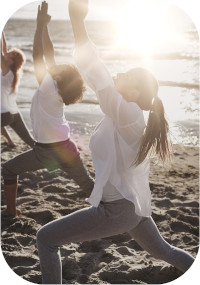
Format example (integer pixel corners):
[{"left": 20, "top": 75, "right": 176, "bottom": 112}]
[
  {"left": 36, "top": 24, "right": 44, "bottom": 32},
  {"left": 70, "top": 17, "right": 85, "bottom": 28}
]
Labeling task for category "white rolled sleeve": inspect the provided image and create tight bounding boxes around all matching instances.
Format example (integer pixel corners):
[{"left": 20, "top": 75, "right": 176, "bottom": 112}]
[{"left": 74, "top": 41, "right": 142, "bottom": 127}]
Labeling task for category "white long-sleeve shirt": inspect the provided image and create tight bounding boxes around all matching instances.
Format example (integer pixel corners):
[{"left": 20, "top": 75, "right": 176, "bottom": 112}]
[
  {"left": 74, "top": 41, "right": 151, "bottom": 217},
  {"left": 1, "top": 70, "right": 18, "bottom": 114},
  {"left": 30, "top": 73, "right": 70, "bottom": 143}
]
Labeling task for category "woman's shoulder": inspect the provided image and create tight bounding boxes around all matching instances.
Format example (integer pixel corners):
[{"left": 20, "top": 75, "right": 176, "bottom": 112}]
[
  {"left": 38, "top": 72, "right": 62, "bottom": 105},
  {"left": 39, "top": 72, "right": 57, "bottom": 92}
]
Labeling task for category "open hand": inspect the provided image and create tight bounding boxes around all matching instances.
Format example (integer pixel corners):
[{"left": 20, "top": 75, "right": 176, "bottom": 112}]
[{"left": 37, "top": 1, "right": 51, "bottom": 27}]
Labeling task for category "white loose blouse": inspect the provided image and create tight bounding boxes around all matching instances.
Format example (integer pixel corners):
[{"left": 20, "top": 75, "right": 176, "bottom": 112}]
[
  {"left": 74, "top": 41, "right": 151, "bottom": 217},
  {"left": 30, "top": 73, "right": 70, "bottom": 143},
  {"left": 1, "top": 70, "right": 18, "bottom": 114}
]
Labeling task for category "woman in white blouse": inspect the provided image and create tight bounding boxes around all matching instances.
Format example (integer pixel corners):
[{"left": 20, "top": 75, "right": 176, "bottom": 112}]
[
  {"left": 1, "top": 32, "right": 34, "bottom": 147},
  {"left": 36, "top": 1, "right": 194, "bottom": 283}
]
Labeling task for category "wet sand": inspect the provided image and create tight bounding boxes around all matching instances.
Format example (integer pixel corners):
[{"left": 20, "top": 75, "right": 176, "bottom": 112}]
[{"left": 1, "top": 130, "right": 199, "bottom": 284}]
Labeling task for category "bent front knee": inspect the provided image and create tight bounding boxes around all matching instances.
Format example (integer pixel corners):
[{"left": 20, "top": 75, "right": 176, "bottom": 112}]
[
  {"left": 36, "top": 224, "right": 56, "bottom": 247},
  {"left": 36, "top": 226, "right": 48, "bottom": 246}
]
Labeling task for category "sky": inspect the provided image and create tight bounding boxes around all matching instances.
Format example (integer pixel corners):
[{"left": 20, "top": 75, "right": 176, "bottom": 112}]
[
  {"left": 0, "top": 0, "right": 200, "bottom": 28},
  {"left": 8, "top": 0, "right": 127, "bottom": 20}
]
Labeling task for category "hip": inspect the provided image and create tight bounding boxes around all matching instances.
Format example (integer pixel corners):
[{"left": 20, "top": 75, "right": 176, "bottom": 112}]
[
  {"left": 1, "top": 112, "right": 20, "bottom": 127},
  {"left": 33, "top": 138, "right": 81, "bottom": 169}
]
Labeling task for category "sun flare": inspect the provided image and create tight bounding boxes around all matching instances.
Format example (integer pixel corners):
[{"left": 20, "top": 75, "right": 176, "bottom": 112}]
[{"left": 111, "top": 0, "right": 183, "bottom": 57}]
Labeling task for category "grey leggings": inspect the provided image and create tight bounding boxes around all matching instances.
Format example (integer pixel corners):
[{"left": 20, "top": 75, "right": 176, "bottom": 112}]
[
  {"left": 1, "top": 112, "right": 34, "bottom": 147},
  {"left": 36, "top": 199, "right": 194, "bottom": 284},
  {"left": 2, "top": 139, "right": 94, "bottom": 194}
]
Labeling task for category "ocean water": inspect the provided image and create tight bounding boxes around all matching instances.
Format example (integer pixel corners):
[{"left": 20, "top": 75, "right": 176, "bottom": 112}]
[{"left": 3, "top": 19, "right": 199, "bottom": 146}]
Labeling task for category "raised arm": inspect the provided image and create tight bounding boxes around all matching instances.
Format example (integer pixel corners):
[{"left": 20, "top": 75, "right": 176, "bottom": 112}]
[
  {"left": 1, "top": 32, "right": 7, "bottom": 54},
  {"left": 68, "top": 0, "right": 89, "bottom": 46},
  {"left": 1, "top": 32, "right": 10, "bottom": 75},
  {"left": 33, "top": 1, "right": 50, "bottom": 84},
  {"left": 69, "top": 1, "right": 138, "bottom": 127},
  {"left": 42, "top": 1, "right": 56, "bottom": 69},
  {"left": 43, "top": 25, "right": 56, "bottom": 69}
]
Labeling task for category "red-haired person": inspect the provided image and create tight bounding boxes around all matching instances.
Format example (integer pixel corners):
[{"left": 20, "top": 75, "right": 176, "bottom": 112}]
[
  {"left": 2, "top": 2, "right": 93, "bottom": 217},
  {"left": 1, "top": 32, "right": 34, "bottom": 147}
]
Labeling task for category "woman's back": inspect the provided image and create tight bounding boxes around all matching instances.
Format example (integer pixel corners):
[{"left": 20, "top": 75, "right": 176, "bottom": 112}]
[{"left": 1, "top": 70, "right": 18, "bottom": 114}]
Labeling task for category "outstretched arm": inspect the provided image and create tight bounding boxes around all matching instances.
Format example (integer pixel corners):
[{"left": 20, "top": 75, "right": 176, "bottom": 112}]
[
  {"left": 33, "top": 1, "right": 50, "bottom": 84},
  {"left": 68, "top": 0, "right": 89, "bottom": 46}
]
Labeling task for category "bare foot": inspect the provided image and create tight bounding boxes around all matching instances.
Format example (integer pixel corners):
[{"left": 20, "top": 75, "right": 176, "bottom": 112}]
[{"left": 1, "top": 208, "right": 21, "bottom": 217}]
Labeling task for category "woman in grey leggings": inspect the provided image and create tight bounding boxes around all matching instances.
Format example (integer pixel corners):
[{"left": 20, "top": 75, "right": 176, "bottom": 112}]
[
  {"left": 37, "top": 199, "right": 194, "bottom": 284},
  {"left": 37, "top": 1, "right": 195, "bottom": 283},
  {"left": 1, "top": 112, "right": 34, "bottom": 147}
]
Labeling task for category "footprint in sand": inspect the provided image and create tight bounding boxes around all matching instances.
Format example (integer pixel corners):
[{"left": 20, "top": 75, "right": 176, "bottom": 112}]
[
  {"left": 26, "top": 210, "right": 55, "bottom": 225},
  {"left": 45, "top": 195, "right": 72, "bottom": 207},
  {"left": 16, "top": 235, "right": 34, "bottom": 247},
  {"left": 116, "top": 246, "right": 134, "bottom": 256},
  {"left": 154, "top": 198, "right": 174, "bottom": 208},
  {"left": 99, "top": 270, "right": 133, "bottom": 284},
  {"left": 13, "top": 262, "right": 40, "bottom": 280},
  {"left": 167, "top": 209, "right": 178, "bottom": 218},
  {"left": 2, "top": 236, "right": 20, "bottom": 247},
  {"left": 99, "top": 252, "right": 114, "bottom": 263},
  {"left": 182, "top": 235, "right": 192, "bottom": 244},
  {"left": 177, "top": 214, "right": 199, "bottom": 226},
  {"left": 79, "top": 240, "right": 104, "bottom": 253},
  {"left": 62, "top": 258, "right": 81, "bottom": 280},
  {"left": 7, "top": 219, "right": 38, "bottom": 235},
  {"left": 57, "top": 206, "right": 82, "bottom": 216},
  {"left": 17, "top": 197, "right": 36, "bottom": 206},
  {"left": 76, "top": 274, "right": 89, "bottom": 284},
  {"left": 43, "top": 185, "right": 67, "bottom": 194},
  {"left": 170, "top": 219, "right": 192, "bottom": 233},
  {"left": 181, "top": 201, "right": 199, "bottom": 207},
  {"left": 13, "top": 266, "right": 33, "bottom": 276},
  {"left": 109, "top": 233, "right": 131, "bottom": 244},
  {"left": 5, "top": 254, "right": 37, "bottom": 269}
]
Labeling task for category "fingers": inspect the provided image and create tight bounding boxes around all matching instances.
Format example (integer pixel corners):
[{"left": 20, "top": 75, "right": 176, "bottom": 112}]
[
  {"left": 37, "top": 1, "right": 50, "bottom": 26},
  {"left": 46, "top": 14, "right": 51, "bottom": 23},
  {"left": 41, "top": 1, "right": 48, "bottom": 14}
]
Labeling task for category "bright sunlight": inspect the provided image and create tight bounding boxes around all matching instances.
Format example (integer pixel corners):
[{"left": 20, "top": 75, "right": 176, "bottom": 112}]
[{"left": 111, "top": 0, "right": 185, "bottom": 57}]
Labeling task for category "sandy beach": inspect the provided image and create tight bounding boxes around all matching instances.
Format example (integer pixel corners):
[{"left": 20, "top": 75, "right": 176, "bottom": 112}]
[{"left": 1, "top": 130, "right": 199, "bottom": 284}]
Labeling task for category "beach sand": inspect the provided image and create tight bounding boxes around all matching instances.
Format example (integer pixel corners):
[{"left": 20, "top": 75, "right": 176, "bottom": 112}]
[{"left": 1, "top": 130, "right": 199, "bottom": 284}]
